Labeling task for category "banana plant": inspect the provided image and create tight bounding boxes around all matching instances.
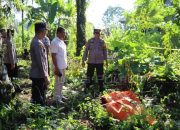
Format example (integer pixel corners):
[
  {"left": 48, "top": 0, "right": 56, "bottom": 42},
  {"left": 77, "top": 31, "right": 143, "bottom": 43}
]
[
  {"left": 26, "top": 0, "right": 76, "bottom": 32},
  {"left": 26, "top": 0, "right": 58, "bottom": 29}
]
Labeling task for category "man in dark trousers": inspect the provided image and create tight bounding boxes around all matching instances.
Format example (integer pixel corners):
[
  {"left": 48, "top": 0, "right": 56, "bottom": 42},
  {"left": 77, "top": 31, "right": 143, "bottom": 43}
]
[
  {"left": 29, "top": 22, "right": 49, "bottom": 105},
  {"left": 82, "top": 29, "right": 108, "bottom": 92}
]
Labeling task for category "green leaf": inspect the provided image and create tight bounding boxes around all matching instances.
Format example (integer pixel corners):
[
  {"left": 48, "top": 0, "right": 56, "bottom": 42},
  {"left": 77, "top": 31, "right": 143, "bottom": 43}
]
[{"left": 48, "top": 2, "right": 58, "bottom": 24}]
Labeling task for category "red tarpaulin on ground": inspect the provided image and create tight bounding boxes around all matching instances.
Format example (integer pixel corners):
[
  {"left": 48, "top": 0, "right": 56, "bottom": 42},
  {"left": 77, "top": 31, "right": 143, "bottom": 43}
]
[{"left": 101, "top": 90, "right": 156, "bottom": 124}]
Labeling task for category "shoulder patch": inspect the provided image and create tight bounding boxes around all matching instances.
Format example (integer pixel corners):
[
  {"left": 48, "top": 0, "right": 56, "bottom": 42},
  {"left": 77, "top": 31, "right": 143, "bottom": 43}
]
[{"left": 38, "top": 40, "right": 45, "bottom": 48}]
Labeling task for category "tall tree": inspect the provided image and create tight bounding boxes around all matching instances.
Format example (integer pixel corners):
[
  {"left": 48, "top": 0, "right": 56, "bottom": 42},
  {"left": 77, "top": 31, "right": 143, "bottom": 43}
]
[{"left": 76, "top": 0, "right": 87, "bottom": 56}]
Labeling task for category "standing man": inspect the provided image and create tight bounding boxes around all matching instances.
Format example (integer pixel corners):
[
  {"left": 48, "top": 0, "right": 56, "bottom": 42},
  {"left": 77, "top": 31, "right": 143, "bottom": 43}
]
[
  {"left": 82, "top": 29, "right": 108, "bottom": 92},
  {"left": 3, "top": 29, "right": 18, "bottom": 81},
  {"left": 29, "top": 22, "right": 49, "bottom": 105},
  {"left": 50, "top": 27, "right": 67, "bottom": 104},
  {"left": 0, "top": 29, "right": 8, "bottom": 81}
]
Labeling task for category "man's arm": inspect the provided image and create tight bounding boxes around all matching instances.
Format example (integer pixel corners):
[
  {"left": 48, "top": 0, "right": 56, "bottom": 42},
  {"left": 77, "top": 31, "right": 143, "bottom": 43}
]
[
  {"left": 82, "top": 42, "right": 89, "bottom": 67},
  {"left": 51, "top": 53, "right": 60, "bottom": 75},
  {"left": 34, "top": 42, "right": 48, "bottom": 77},
  {"left": 7, "top": 41, "right": 15, "bottom": 69},
  {"left": 50, "top": 41, "right": 61, "bottom": 76},
  {"left": 103, "top": 41, "right": 108, "bottom": 67}
]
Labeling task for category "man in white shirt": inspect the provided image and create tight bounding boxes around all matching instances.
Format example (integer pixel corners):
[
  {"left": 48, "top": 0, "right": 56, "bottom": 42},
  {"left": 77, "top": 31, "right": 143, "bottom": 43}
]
[{"left": 50, "top": 27, "right": 67, "bottom": 103}]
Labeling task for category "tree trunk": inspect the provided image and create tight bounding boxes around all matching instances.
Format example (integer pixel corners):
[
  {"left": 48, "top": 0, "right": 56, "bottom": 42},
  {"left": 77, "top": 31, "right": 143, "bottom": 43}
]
[
  {"left": 22, "top": 0, "right": 24, "bottom": 48},
  {"left": 76, "top": 0, "right": 86, "bottom": 56}
]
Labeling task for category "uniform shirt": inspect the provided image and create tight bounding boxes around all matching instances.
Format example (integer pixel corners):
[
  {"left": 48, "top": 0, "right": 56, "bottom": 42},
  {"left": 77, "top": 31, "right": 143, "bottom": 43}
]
[
  {"left": 82, "top": 38, "right": 107, "bottom": 64},
  {"left": 50, "top": 37, "right": 67, "bottom": 69},
  {"left": 3, "top": 38, "right": 17, "bottom": 65},
  {"left": 43, "top": 36, "right": 50, "bottom": 47},
  {"left": 29, "top": 37, "right": 48, "bottom": 78},
  {"left": 42, "top": 36, "right": 50, "bottom": 56}
]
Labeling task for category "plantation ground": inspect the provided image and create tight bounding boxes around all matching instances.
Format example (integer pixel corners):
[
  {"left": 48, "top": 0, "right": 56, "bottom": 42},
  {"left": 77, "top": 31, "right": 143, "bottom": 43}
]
[{"left": 0, "top": 55, "right": 180, "bottom": 129}]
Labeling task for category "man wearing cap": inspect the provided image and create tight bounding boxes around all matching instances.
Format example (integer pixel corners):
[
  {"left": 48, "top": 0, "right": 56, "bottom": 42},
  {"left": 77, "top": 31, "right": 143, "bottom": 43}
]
[
  {"left": 50, "top": 27, "right": 67, "bottom": 104},
  {"left": 29, "top": 22, "right": 49, "bottom": 105},
  {"left": 82, "top": 29, "right": 108, "bottom": 92}
]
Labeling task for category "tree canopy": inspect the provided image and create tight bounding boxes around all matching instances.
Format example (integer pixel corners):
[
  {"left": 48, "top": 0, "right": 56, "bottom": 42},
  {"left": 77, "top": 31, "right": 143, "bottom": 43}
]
[{"left": 102, "top": 6, "right": 125, "bottom": 28}]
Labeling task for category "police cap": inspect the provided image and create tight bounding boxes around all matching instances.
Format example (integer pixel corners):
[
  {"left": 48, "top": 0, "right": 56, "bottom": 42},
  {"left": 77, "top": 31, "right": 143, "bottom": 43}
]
[{"left": 94, "top": 29, "right": 101, "bottom": 33}]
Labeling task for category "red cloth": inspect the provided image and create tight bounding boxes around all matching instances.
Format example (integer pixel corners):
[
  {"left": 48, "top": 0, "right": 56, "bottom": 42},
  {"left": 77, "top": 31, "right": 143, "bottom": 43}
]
[
  {"left": 102, "top": 91, "right": 142, "bottom": 121},
  {"left": 102, "top": 90, "right": 156, "bottom": 124}
]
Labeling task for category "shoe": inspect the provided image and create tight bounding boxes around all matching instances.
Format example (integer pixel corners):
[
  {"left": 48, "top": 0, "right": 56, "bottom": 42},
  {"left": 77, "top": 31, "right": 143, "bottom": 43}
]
[
  {"left": 56, "top": 99, "right": 64, "bottom": 105},
  {"left": 55, "top": 96, "right": 64, "bottom": 104},
  {"left": 62, "top": 96, "right": 68, "bottom": 101}
]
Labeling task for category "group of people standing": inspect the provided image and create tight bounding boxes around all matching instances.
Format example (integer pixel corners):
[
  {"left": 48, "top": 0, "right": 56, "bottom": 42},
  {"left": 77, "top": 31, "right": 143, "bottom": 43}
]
[
  {"left": 29, "top": 22, "right": 67, "bottom": 105},
  {"left": 30, "top": 22, "right": 108, "bottom": 106},
  {"left": 0, "top": 21, "right": 108, "bottom": 106}
]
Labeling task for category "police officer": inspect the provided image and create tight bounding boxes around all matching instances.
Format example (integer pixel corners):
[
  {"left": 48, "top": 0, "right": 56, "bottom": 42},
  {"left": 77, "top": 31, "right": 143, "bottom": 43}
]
[
  {"left": 2, "top": 29, "right": 17, "bottom": 81},
  {"left": 29, "top": 22, "right": 49, "bottom": 105},
  {"left": 82, "top": 29, "right": 108, "bottom": 92},
  {"left": 42, "top": 35, "right": 50, "bottom": 75}
]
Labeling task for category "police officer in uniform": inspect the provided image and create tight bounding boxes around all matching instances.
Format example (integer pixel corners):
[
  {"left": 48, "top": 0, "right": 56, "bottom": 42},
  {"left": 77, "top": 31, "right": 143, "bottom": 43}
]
[
  {"left": 3, "top": 29, "right": 18, "bottom": 81},
  {"left": 82, "top": 29, "right": 108, "bottom": 92},
  {"left": 29, "top": 22, "right": 49, "bottom": 105}
]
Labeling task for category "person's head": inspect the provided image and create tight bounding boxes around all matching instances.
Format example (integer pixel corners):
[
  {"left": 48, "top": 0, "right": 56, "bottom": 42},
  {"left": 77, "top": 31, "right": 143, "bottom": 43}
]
[
  {"left": 7, "top": 29, "right": 14, "bottom": 38},
  {"left": 93, "top": 29, "right": 101, "bottom": 39},
  {"left": 0, "top": 29, "right": 7, "bottom": 38},
  {"left": 35, "top": 22, "right": 47, "bottom": 39},
  {"left": 56, "top": 27, "right": 65, "bottom": 40},
  {"left": 11, "top": 29, "right": 14, "bottom": 36}
]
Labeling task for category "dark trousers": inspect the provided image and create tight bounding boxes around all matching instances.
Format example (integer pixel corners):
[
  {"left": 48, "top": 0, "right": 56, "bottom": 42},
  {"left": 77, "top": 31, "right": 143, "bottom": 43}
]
[
  {"left": 86, "top": 63, "right": 104, "bottom": 90},
  {"left": 30, "top": 78, "right": 47, "bottom": 105},
  {"left": 4, "top": 63, "right": 18, "bottom": 81}
]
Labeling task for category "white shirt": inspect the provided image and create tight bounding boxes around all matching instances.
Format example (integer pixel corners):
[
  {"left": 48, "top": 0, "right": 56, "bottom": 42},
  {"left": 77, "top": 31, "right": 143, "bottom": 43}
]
[{"left": 50, "top": 37, "right": 67, "bottom": 69}]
